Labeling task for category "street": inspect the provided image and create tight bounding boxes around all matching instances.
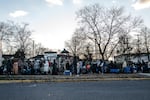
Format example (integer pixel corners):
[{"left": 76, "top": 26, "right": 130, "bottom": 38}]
[{"left": 0, "top": 80, "right": 150, "bottom": 100}]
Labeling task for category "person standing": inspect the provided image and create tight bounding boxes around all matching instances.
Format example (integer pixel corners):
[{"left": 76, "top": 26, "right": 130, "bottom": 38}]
[
  {"left": 77, "top": 61, "right": 80, "bottom": 75},
  {"left": 100, "top": 61, "right": 105, "bottom": 74},
  {"left": 141, "top": 60, "right": 146, "bottom": 72},
  {"left": 43, "top": 60, "right": 49, "bottom": 74},
  {"left": 6, "top": 59, "right": 12, "bottom": 75},
  {"left": 122, "top": 60, "right": 127, "bottom": 68},
  {"left": 13, "top": 58, "right": 18, "bottom": 75},
  {"left": 66, "top": 61, "right": 70, "bottom": 70},
  {"left": 147, "top": 60, "right": 150, "bottom": 73},
  {"left": 52, "top": 59, "right": 58, "bottom": 75},
  {"left": 34, "top": 60, "right": 39, "bottom": 74}
]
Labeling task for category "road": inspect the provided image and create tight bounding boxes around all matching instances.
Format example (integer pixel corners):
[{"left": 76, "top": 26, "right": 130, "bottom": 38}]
[{"left": 0, "top": 80, "right": 150, "bottom": 100}]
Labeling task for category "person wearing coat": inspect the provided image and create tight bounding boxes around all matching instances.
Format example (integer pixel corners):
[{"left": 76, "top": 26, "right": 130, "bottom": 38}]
[{"left": 13, "top": 58, "right": 18, "bottom": 75}]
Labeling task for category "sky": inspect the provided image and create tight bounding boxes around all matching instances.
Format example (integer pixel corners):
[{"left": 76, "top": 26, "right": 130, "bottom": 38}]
[{"left": 0, "top": 0, "right": 150, "bottom": 50}]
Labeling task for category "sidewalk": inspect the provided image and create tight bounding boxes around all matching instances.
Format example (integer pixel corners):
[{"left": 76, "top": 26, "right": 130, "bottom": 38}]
[
  {"left": 0, "top": 73, "right": 150, "bottom": 83},
  {"left": 138, "top": 73, "right": 150, "bottom": 77}
]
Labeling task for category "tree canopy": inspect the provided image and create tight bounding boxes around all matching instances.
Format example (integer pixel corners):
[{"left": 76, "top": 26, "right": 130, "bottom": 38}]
[{"left": 75, "top": 4, "right": 143, "bottom": 60}]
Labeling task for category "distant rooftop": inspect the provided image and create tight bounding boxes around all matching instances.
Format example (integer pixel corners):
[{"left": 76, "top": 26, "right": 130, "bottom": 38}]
[
  {"left": 61, "top": 49, "right": 69, "bottom": 53},
  {"left": 44, "top": 51, "right": 57, "bottom": 54}
]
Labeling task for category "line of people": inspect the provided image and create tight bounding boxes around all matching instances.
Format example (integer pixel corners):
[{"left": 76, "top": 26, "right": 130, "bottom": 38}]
[
  {"left": 1, "top": 58, "right": 150, "bottom": 75},
  {"left": 0, "top": 58, "right": 58, "bottom": 75}
]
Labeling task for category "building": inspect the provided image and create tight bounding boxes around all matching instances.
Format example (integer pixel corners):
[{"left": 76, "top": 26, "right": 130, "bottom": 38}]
[
  {"left": 31, "top": 55, "right": 44, "bottom": 60},
  {"left": 114, "top": 53, "right": 150, "bottom": 64},
  {"left": 2, "top": 54, "right": 14, "bottom": 60},
  {"left": 44, "top": 51, "right": 57, "bottom": 62}
]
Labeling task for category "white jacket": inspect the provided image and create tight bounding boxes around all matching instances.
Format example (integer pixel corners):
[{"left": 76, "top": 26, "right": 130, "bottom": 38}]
[{"left": 43, "top": 61, "right": 49, "bottom": 72}]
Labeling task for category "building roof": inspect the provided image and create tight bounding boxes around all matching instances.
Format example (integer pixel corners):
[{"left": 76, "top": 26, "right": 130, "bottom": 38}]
[
  {"left": 114, "top": 53, "right": 150, "bottom": 58},
  {"left": 31, "top": 55, "right": 44, "bottom": 59},
  {"left": 61, "top": 49, "right": 69, "bottom": 53},
  {"left": 2, "top": 54, "right": 14, "bottom": 59},
  {"left": 44, "top": 51, "right": 57, "bottom": 54}
]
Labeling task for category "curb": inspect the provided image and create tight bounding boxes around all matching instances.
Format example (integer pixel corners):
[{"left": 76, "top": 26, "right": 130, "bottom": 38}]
[
  {"left": 0, "top": 77, "right": 150, "bottom": 84},
  {"left": 0, "top": 73, "right": 150, "bottom": 84}
]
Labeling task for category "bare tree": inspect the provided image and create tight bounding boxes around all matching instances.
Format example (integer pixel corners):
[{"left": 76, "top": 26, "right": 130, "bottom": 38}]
[
  {"left": 0, "top": 21, "right": 14, "bottom": 52},
  {"left": 0, "top": 21, "right": 49, "bottom": 59},
  {"left": 2, "top": 42, "right": 15, "bottom": 54},
  {"left": 76, "top": 4, "right": 143, "bottom": 60},
  {"left": 0, "top": 21, "right": 14, "bottom": 65},
  {"left": 34, "top": 43, "right": 49, "bottom": 55},
  {"left": 65, "top": 28, "right": 87, "bottom": 56},
  {"left": 140, "top": 27, "right": 150, "bottom": 61},
  {"left": 117, "top": 16, "right": 143, "bottom": 54},
  {"left": 12, "top": 23, "right": 32, "bottom": 57},
  {"left": 0, "top": 21, "right": 14, "bottom": 41},
  {"left": 24, "top": 41, "right": 49, "bottom": 58},
  {"left": 117, "top": 34, "right": 133, "bottom": 56}
]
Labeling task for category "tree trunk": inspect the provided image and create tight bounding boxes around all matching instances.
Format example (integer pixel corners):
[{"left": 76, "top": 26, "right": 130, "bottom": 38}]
[{"left": 97, "top": 43, "right": 105, "bottom": 60}]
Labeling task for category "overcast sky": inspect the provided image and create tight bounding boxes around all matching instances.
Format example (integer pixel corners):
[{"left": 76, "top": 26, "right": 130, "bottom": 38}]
[{"left": 0, "top": 0, "right": 150, "bottom": 50}]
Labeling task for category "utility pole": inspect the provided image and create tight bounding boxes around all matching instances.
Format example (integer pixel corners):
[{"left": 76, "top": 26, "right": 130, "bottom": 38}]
[
  {"left": 95, "top": 39, "right": 97, "bottom": 60},
  {"left": 32, "top": 40, "right": 35, "bottom": 57},
  {"left": 137, "top": 34, "right": 141, "bottom": 62}
]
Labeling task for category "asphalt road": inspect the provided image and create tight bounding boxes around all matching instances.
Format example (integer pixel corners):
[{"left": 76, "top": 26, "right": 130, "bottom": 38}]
[{"left": 0, "top": 80, "right": 150, "bottom": 100}]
